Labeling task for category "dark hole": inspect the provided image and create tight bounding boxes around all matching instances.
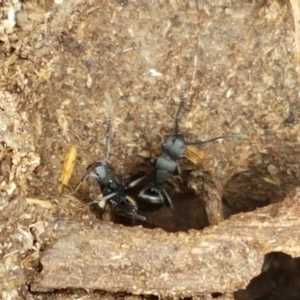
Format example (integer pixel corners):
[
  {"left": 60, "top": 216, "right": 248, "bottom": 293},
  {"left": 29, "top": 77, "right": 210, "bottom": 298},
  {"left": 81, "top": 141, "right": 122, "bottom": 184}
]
[
  {"left": 234, "top": 252, "right": 300, "bottom": 300},
  {"left": 142, "top": 296, "right": 159, "bottom": 300},
  {"left": 76, "top": 169, "right": 210, "bottom": 233},
  {"left": 108, "top": 189, "right": 209, "bottom": 232},
  {"left": 211, "top": 292, "right": 223, "bottom": 298},
  {"left": 223, "top": 146, "right": 300, "bottom": 218},
  {"left": 31, "top": 260, "right": 43, "bottom": 273},
  {"left": 28, "top": 288, "right": 107, "bottom": 297}
]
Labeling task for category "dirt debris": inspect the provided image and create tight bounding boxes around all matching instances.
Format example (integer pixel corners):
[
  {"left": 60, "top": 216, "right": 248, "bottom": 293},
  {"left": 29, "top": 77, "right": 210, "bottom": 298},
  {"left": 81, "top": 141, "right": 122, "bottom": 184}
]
[{"left": 1, "top": 0, "right": 300, "bottom": 299}]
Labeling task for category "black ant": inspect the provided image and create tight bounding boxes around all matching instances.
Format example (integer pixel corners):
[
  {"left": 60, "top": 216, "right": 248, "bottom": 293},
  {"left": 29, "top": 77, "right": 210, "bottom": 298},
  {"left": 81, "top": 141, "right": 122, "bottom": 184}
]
[
  {"left": 77, "top": 95, "right": 146, "bottom": 222},
  {"left": 136, "top": 85, "right": 247, "bottom": 212}
]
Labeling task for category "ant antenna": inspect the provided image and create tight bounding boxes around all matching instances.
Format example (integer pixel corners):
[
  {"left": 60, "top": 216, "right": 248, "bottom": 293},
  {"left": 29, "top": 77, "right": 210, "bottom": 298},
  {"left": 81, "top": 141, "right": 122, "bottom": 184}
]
[
  {"left": 175, "top": 83, "right": 185, "bottom": 135},
  {"left": 104, "top": 92, "right": 113, "bottom": 161},
  {"left": 185, "top": 133, "right": 248, "bottom": 145},
  {"left": 104, "top": 120, "right": 111, "bottom": 161}
]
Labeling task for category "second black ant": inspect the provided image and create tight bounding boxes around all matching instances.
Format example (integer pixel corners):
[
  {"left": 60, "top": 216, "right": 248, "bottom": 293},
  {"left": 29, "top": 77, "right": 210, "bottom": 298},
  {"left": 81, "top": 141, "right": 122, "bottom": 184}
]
[
  {"left": 134, "top": 86, "right": 247, "bottom": 213},
  {"left": 76, "top": 94, "right": 146, "bottom": 222}
]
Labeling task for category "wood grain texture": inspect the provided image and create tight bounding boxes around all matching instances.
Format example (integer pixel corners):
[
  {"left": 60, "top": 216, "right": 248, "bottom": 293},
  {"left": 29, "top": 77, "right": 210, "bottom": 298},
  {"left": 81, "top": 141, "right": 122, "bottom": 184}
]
[{"left": 30, "top": 188, "right": 300, "bottom": 298}]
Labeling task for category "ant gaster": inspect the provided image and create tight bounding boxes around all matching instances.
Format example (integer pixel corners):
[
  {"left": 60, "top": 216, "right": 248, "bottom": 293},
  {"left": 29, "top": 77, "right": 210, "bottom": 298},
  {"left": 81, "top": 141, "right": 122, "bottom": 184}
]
[
  {"left": 137, "top": 85, "right": 247, "bottom": 212},
  {"left": 77, "top": 94, "right": 146, "bottom": 221}
]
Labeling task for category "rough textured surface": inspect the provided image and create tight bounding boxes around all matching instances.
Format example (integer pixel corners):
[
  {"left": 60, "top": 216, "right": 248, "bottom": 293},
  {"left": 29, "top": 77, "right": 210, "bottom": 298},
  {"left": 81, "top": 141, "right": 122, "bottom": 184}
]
[
  {"left": 1, "top": 0, "right": 300, "bottom": 299},
  {"left": 30, "top": 187, "right": 300, "bottom": 298}
]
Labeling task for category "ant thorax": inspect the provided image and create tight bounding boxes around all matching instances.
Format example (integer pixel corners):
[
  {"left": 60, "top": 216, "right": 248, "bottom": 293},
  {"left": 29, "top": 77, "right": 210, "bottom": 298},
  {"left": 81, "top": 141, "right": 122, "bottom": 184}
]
[{"left": 91, "top": 161, "right": 115, "bottom": 185}]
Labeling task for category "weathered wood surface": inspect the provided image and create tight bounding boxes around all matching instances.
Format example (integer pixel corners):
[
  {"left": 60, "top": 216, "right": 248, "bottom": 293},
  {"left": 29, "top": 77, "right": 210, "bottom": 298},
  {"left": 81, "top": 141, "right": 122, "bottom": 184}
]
[{"left": 30, "top": 188, "right": 300, "bottom": 298}]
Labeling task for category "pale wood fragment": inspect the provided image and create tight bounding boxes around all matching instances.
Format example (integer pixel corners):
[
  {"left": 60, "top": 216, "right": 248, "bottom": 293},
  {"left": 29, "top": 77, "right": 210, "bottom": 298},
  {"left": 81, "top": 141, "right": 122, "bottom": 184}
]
[
  {"left": 290, "top": 0, "right": 300, "bottom": 64},
  {"left": 30, "top": 188, "right": 300, "bottom": 298}
]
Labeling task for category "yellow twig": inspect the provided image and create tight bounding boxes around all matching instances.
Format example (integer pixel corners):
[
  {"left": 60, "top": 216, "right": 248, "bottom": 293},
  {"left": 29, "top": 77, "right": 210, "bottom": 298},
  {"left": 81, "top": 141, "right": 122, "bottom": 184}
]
[{"left": 58, "top": 146, "right": 77, "bottom": 193}]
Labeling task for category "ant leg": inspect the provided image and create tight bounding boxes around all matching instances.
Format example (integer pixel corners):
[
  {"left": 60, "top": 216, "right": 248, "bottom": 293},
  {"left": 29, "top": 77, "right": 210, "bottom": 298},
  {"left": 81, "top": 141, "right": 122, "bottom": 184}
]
[
  {"left": 127, "top": 175, "right": 147, "bottom": 188},
  {"left": 160, "top": 187, "right": 173, "bottom": 208},
  {"left": 87, "top": 192, "right": 117, "bottom": 205},
  {"left": 115, "top": 204, "right": 146, "bottom": 222}
]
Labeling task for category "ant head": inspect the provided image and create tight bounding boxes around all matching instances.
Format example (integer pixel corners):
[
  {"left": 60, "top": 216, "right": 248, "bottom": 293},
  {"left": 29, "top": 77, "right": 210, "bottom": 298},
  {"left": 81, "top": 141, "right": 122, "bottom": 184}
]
[
  {"left": 162, "top": 133, "right": 186, "bottom": 160},
  {"left": 86, "top": 161, "right": 113, "bottom": 184}
]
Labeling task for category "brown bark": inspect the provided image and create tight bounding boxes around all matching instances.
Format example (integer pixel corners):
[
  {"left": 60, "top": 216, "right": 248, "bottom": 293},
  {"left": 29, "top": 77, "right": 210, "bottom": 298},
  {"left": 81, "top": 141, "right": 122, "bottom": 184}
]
[{"left": 30, "top": 188, "right": 300, "bottom": 298}]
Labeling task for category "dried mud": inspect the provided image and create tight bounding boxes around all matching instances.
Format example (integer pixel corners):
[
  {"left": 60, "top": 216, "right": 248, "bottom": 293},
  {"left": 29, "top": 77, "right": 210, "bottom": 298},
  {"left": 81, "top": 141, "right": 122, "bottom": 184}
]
[{"left": 1, "top": 0, "right": 300, "bottom": 299}]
